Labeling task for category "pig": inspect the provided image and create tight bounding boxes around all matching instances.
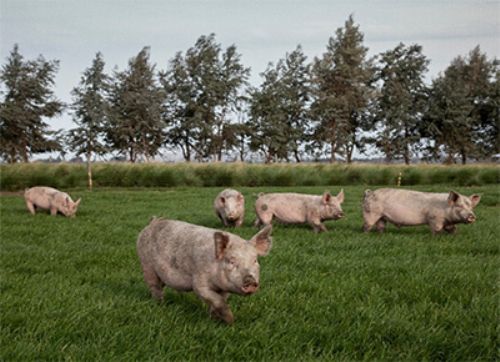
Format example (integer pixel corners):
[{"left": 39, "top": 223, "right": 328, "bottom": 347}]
[
  {"left": 214, "top": 189, "right": 245, "bottom": 227},
  {"left": 254, "top": 190, "right": 345, "bottom": 232},
  {"left": 362, "top": 188, "right": 481, "bottom": 235},
  {"left": 24, "top": 186, "right": 81, "bottom": 217},
  {"left": 136, "top": 218, "right": 272, "bottom": 324}
]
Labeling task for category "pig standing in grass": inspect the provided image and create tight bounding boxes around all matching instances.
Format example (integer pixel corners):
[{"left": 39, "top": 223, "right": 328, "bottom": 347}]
[
  {"left": 136, "top": 218, "right": 272, "bottom": 324},
  {"left": 254, "top": 190, "right": 344, "bottom": 232},
  {"left": 24, "top": 186, "right": 81, "bottom": 217},
  {"left": 362, "top": 188, "right": 481, "bottom": 235},
  {"left": 214, "top": 189, "right": 245, "bottom": 227}
]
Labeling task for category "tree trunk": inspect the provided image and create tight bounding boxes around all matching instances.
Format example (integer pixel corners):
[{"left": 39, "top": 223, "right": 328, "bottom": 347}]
[
  {"left": 184, "top": 136, "right": 191, "bottom": 162},
  {"left": 22, "top": 143, "right": 29, "bottom": 163},
  {"left": 293, "top": 149, "right": 301, "bottom": 163},
  {"left": 461, "top": 151, "right": 467, "bottom": 165},
  {"left": 329, "top": 120, "right": 337, "bottom": 163},
  {"left": 403, "top": 129, "right": 411, "bottom": 165},
  {"left": 129, "top": 147, "right": 136, "bottom": 163},
  {"left": 403, "top": 145, "right": 410, "bottom": 165},
  {"left": 330, "top": 141, "right": 336, "bottom": 163},
  {"left": 86, "top": 150, "right": 93, "bottom": 191},
  {"left": 444, "top": 148, "right": 455, "bottom": 164},
  {"left": 346, "top": 142, "right": 354, "bottom": 164}
]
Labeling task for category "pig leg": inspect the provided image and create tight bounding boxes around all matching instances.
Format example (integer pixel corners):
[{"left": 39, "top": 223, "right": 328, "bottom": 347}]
[
  {"left": 50, "top": 206, "right": 58, "bottom": 216},
  {"left": 25, "top": 201, "right": 36, "bottom": 215},
  {"left": 444, "top": 224, "right": 457, "bottom": 234},
  {"left": 429, "top": 219, "right": 444, "bottom": 235},
  {"left": 235, "top": 218, "right": 244, "bottom": 227},
  {"left": 309, "top": 219, "right": 327, "bottom": 233},
  {"left": 216, "top": 211, "right": 224, "bottom": 224},
  {"left": 363, "top": 211, "right": 381, "bottom": 232},
  {"left": 375, "top": 219, "right": 386, "bottom": 233},
  {"left": 255, "top": 212, "right": 273, "bottom": 228},
  {"left": 209, "top": 292, "right": 230, "bottom": 320},
  {"left": 141, "top": 265, "right": 165, "bottom": 301},
  {"left": 194, "top": 286, "right": 234, "bottom": 324},
  {"left": 219, "top": 213, "right": 231, "bottom": 227}
]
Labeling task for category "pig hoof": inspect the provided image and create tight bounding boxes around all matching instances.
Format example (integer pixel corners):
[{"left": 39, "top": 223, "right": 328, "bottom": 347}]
[{"left": 210, "top": 308, "right": 234, "bottom": 324}]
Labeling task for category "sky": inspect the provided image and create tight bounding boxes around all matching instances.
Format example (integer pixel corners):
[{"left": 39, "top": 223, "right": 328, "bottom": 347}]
[{"left": 0, "top": 0, "right": 499, "bottom": 158}]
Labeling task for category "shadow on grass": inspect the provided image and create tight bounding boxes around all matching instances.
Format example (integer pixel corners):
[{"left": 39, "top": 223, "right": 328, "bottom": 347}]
[{"left": 97, "top": 278, "right": 206, "bottom": 321}]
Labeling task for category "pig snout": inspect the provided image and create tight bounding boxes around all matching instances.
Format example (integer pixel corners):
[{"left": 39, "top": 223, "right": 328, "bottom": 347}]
[
  {"left": 466, "top": 214, "right": 476, "bottom": 223},
  {"left": 227, "top": 212, "right": 238, "bottom": 221},
  {"left": 336, "top": 211, "right": 345, "bottom": 219},
  {"left": 241, "top": 275, "right": 259, "bottom": 295}
]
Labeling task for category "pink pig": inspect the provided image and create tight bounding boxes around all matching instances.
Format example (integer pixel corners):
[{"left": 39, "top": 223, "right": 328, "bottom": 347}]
[{"left": 24, "top": 186, "right": 81, "bottom": 217}]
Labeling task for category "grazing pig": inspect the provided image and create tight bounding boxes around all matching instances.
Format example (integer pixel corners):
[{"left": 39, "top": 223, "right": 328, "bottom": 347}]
[
  {"left": 136, "top": 218, "right": 272, "bottom": 324},
  {"left": 214, "top": 189, "right": 245, "bottom": 227},
  {"left": 254, "top": 190, "right": 345, "bottom": 232},
  {"left": 362, "top": 188, "right": 481, "bottom": 235},
  {"left": 24, "top": 186, "right": 81, "bottom": 217}
]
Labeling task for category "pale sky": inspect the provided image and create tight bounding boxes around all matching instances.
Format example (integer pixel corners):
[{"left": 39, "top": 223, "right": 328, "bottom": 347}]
[{"left": 1, "top": 0, "right": 499, "bottom": 136}]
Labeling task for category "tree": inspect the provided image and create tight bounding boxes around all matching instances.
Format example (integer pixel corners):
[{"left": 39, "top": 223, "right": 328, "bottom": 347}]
[
  {"left": 161, "top": 34, "right": 249, "bottom": 161},
  {"left": 211, "top": 43, "right": 250, "bottom": 161},
  {"left": 310, "top": 15, "right": 375, "bottom": 163},
  {"left": 467, "top": 47, "right": 499, "bottom": 159},
  {"left": 423, "top": 47, "right": 498, "bottom": 163},
  {"left": 248, "top": 46, "right": 311, "bottom": 162},
  {"left": 66, "top": 52, "right": 110, "bottom": 189},
  {"left": 248, "top": 65, "right": 289, "bottom": 162},
  {"left": 373, "top": 43, "right": 429, "bottom": 164},
  {"left": 106, "top": 47, "right": 165, "bottom": 162},
  {"left": 0, "top": 44, "right": 64, "bottom": 162}
]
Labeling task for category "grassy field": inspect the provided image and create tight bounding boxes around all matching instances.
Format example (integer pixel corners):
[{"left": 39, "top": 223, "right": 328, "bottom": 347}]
[{"left": 1, "top": 185, "right": 498, "bottom": 360}]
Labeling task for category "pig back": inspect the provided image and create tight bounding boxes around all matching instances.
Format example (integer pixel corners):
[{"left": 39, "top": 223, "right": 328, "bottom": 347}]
[
  {"left": 137, "top": 219, "right": 218, "bottom": 277},
  {"left": 25, "top": 186, "right": 62, "bottom": 209},
  {"left": 257, "top": 193, "right": 316, "bottom": 223},
  {"left": 372, "top": 189, "right": 449, "bottom": 225}
]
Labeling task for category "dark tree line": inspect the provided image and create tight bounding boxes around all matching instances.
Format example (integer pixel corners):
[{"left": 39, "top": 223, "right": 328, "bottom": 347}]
[{"left": 1, "top": 17, "right": 498, "bottom": 167}]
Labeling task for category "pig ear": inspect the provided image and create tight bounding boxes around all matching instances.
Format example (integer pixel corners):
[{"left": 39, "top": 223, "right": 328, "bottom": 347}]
[
  {"left": 75, "top": 198, "right": 81, "bottom": 207},
  {"left": 322, "top": 191, "right": 332, "bottom": 204},
  {"left": 65, "top": 196, "right": 71, "bottom": 206},
  {"left": 336, "top": 189, "right": 344, "bottom": 204},
  {"left": 447, "top": 191, "right": 460, "bottom": 206},
  {"left": 220, "top": 196, "right": 225, "bottom": 205},
  {"left": 249, "top": 225, "right": 272, "bottom": 256},
  {"left": 470, "top": 194, "right": 481, "bottom": 208},
  {"left": 214, "top": 232, "right": 230, "bottom": 260},
  {"left": 237, "top": 193, "right": 244, "bottom": 203}
]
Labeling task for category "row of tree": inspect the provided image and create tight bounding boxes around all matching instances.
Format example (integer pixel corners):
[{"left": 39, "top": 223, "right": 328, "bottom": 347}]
[{"left": 1, "top": 16, "right": 498, "bottom": 168}]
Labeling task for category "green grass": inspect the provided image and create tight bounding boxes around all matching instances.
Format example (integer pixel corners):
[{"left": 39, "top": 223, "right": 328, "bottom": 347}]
[
  {"left": 1, "top": 185, "right": 498, "bottom": 360},
  {"left": 1, "top": 162, "right": 499, "bottom": 190}
]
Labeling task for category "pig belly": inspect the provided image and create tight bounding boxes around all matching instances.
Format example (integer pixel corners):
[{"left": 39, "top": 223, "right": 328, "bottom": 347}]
[
  {"left": 155, "top": 263, "right": 193, "bottom": 292},
  {"left": 273, "top": 208, "right": 306, "bottom": 224},
  {"left": 32, "top": 198, "right": 52, "bottom": 210},
  {"left": 382, "top": 205, "right": 427, "bottom": 226}
]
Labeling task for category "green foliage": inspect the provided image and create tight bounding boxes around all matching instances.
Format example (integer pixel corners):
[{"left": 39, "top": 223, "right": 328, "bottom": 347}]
[
  {"left": 310, "top": 15, "right": 375, "bottom": 163},
  {"left": 1, "top": 185, "right": 498, "bottom": 360},
  {"left": 248, "top": 46, "right": 310, "bottom": 162},
  {"left": 423, "top": 46, "right": 499, "bottom": 163},
  {"left": 0, "top": 44, "right": 64, "bottom": 163},
  {"left": 161, "top": 34, "right": 250, "bottom": 161},
  {"left": 66, "top": 52, "right": 110, "bottom": 160},
  {"left": 2, "top": 163, "right": 498, "bottom": 191},
  {"left": 373, "top": 43, "right": 429, "bottom": 164},
  {"left": 106, "top": 47, "right": 165, "bottom": 162}
]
